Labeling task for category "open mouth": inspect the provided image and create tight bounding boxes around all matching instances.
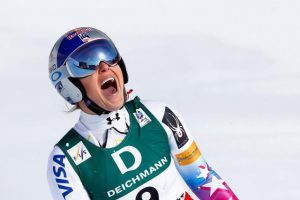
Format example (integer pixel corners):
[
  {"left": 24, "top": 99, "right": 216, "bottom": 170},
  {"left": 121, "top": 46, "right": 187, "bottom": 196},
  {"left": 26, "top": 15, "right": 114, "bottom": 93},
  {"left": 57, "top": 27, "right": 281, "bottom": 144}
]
[{"left": 101, "top": 77, "right": 118, "bottom": 95}]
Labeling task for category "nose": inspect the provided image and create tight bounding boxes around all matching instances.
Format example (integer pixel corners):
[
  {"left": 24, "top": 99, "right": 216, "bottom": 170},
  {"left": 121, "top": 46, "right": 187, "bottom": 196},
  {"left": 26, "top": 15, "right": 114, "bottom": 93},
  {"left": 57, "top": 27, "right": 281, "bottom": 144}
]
[{"left": 98, "top": 62, "right": 110, "bottom": 73}]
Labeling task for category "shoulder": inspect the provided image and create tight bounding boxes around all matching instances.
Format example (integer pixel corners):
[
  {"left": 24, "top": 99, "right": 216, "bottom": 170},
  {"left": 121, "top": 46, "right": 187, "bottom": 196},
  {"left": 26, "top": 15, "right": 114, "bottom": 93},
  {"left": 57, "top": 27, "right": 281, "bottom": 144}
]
[
  {"left": 139, "top": 98, "right": 194, "bottom": 151},
  {"left": 56, "top": 128, "right": 80, "bottom": 150},
  {"left": 140, "top": 98, "right": 185, "bottom": 122},
  {"left": 140, "top": 99, "right": 176, "bottom": 121},
  {"left": 47, "top": 145, "right": 67, "bottom": 168},
  {"left": 49, "top": 145, "right": 64, "bottom": 156},
  {"left": 47, "top": 145, "right": 90, "bottom": 200}
]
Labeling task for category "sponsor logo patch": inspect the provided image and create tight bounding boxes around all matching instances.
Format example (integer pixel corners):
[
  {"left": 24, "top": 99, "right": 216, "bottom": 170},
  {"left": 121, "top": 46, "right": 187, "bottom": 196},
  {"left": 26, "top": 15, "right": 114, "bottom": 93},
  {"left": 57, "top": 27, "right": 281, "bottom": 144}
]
[
  {"left": 175, "top": 141, "right": 201, "bottom": 166},
  {"left": 133, "top": 108, "right": 151, "bottom": 127},
  {"left": 106, "top": 113, "right": 120, "bottom": 125},
  {"left": 162, "top": 107, "right": 189, "bottom": 148},
  {"left": 49, "top": 64, "right": 57, "bottom": 73},
  {"left": 78, "top": 32, "right": 90, "bottom": 42},
  {"left": 67, "top": 141, "right": 91, "bottom": 165},
  {"left": 67, "top": 27, "right": 92, "bottom": 40},
  {"left": 107, "top": 156, "right": 169, "bottom": 198},
  {"left": 52, "top": 154, "right": 73, "bottom": 198},
  {"left": 51, "top": 71, "right": 62, "bottom": 82},
  {"left": 176, "top": 192, "right": 193, "bottom": 200}
]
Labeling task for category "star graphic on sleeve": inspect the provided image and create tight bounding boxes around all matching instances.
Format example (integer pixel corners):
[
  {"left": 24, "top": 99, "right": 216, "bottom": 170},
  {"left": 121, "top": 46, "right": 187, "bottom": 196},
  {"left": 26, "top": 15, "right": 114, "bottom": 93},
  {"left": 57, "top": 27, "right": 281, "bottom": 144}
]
[
  {"left": 200, "top": 176, "right": 227, "bottom": 197},
  {"left": 196, "top": 164, "right": 210, "bottom": 180}
]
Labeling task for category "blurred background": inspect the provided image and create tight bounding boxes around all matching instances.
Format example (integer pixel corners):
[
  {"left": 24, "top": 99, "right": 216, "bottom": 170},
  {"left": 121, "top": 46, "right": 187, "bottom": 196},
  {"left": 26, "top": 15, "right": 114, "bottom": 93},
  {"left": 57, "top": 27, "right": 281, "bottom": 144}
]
[{"left": 0, "top": 0, "right": 299, "bottom": 199}]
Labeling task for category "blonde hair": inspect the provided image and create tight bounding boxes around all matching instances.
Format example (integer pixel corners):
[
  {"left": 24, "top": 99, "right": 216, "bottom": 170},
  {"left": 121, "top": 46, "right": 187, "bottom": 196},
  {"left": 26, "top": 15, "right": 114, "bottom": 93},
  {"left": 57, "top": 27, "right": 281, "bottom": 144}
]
[{"left": 64, "top": 103, "right": 80, "bottom": 113}]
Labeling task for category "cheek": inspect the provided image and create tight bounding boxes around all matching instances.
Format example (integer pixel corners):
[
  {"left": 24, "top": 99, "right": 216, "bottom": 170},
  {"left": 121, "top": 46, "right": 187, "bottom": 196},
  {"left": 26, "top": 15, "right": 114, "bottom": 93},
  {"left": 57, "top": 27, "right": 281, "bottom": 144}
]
[
  {"left": 81, "top": 76, "right": 99, "bottom": 94},
  {"left": 113, "top": 69, "right": 124, "bottom": 85},
  {"left": 86, "top": 85, "right": 98, "bottom": 96}
]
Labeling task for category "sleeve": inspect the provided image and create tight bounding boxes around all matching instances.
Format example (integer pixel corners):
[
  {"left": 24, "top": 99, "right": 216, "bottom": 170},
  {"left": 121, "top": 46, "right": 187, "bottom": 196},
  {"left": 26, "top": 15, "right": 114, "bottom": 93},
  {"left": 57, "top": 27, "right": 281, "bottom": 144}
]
[
  {"left": 142, "top": 100, "right": 238, "bottom": 200},
  {"left": 47, "top": 146, "right": 91, "bottom": 200}
]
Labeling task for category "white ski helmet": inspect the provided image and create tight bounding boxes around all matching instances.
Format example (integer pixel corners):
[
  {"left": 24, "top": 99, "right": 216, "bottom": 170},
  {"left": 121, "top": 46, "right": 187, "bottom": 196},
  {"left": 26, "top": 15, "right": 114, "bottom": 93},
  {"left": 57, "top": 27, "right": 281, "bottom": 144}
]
[{"left": 48, "top": 27, "right": 128, "bottom": 114}]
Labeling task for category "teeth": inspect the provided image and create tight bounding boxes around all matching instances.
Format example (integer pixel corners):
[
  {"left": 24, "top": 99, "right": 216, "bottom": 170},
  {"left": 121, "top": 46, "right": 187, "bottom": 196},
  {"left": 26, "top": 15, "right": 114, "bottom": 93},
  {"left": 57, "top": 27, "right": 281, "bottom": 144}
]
[{"left": 101, "top": 77, "right": 115, "bottom": 86}]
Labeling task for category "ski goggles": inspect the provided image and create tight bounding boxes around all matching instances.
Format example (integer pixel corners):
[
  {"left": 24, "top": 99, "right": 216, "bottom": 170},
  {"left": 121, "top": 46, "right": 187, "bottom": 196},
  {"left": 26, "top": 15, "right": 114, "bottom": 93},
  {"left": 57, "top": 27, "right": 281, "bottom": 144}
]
[{"left": 65, "top": 39, "right": 120, "bottom": 78}]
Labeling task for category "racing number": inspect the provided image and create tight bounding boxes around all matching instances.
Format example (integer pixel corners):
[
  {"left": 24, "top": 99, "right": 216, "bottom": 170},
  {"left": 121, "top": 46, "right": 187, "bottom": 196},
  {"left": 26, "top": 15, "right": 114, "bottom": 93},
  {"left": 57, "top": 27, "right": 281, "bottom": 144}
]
[{"left": 135, "top": 186, "right": 159, "bottom": 200}]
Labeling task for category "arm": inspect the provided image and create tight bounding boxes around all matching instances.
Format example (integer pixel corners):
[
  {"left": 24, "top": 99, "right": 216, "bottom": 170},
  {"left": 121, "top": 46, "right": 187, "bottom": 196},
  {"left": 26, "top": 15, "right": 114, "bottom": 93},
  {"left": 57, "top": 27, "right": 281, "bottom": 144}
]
[
  {"left": 142, "top": 100, "right": 238, "bottom": 200},
  {"left": 47, "top": 146, "right": 91, "bottom": 200}
]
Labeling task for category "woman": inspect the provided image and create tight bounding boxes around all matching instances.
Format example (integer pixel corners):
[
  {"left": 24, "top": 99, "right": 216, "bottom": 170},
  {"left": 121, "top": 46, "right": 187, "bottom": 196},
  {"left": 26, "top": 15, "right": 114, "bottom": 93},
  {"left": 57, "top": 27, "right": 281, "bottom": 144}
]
[{"left": 47, "top": 27, "right": 238, "bottom": 200}]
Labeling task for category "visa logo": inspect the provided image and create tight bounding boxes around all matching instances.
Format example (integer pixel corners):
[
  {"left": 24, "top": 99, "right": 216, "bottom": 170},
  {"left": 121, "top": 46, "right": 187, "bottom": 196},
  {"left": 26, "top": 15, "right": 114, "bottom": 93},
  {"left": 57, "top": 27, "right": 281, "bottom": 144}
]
[{"left": 52, "top": 154, "right": 73, "bottom": 199}]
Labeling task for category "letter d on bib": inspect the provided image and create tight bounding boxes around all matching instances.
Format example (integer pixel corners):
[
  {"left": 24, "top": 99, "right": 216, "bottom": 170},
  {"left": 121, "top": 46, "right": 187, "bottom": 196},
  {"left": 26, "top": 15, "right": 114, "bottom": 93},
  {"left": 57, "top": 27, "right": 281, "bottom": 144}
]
[{"left": 112, "top": 146, "right": 142, "bottom": 174}]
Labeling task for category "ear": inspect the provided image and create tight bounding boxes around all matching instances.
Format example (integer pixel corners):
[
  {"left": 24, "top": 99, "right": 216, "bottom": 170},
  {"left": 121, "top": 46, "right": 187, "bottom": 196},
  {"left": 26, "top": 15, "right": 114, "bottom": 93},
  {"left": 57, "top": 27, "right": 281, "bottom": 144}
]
[{"left": 59, "top": 77, "right": 85, "bottom": 104}]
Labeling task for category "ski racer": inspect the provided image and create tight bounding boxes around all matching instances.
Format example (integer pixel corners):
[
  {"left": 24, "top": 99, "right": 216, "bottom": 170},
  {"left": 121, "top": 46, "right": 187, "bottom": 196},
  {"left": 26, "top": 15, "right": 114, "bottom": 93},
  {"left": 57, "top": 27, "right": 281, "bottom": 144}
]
[{"left": 47, "top": 27, "right": 238, "bottom": 200}]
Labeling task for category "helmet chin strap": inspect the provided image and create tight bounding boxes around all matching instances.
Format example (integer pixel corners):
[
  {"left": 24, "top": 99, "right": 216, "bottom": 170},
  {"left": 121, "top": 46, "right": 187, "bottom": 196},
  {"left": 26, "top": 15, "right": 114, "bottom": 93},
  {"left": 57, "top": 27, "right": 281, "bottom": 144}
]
[
  {"left": 83, "top": 97, "right": 110, "bottom": 115},
  {"left": 83, "top": 87, "right": 127, "bottom": 116}
]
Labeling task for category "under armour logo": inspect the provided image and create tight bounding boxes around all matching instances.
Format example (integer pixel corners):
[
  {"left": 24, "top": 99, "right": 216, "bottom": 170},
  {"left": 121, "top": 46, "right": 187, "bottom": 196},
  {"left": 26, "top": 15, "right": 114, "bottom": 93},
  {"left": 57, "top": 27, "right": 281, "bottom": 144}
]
[{"left": 106, "top": 113, "right": 120, "bottom": 125}]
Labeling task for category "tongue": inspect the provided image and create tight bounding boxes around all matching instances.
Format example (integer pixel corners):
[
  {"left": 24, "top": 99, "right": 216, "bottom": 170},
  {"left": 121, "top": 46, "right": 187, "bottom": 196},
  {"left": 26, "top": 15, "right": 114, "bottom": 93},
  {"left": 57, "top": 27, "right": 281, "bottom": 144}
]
[
  {"left": 101, "top": 79, "right": 118, "bottom": 96},
  {"left": 106, "top": 86, "right": 117, "bottom": 95}
]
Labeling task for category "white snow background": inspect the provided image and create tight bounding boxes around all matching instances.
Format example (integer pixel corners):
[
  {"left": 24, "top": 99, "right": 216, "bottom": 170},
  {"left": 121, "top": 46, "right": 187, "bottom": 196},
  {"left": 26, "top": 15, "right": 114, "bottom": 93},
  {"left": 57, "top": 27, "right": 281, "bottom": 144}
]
[{"left": 0, "top": 0, "right": 299, "bottom": 199}]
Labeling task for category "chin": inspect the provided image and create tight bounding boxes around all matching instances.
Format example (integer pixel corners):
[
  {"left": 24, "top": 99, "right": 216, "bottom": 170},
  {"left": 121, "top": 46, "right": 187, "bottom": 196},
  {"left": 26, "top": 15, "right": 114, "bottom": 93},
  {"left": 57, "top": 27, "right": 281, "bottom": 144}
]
[
  {"left": 102, "top": 96, "right": 124, "bottom": 111},
  {"left": 105, "top": 104, "right": 123, "bottom": 112},
  {"left": 97, "top": 78, "right": 125, "bottom": 111}
]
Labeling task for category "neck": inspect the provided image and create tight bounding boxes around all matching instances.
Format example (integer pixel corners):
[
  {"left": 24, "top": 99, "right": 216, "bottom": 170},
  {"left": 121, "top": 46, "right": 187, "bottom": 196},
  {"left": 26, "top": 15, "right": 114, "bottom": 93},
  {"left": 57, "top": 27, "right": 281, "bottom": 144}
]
[
  {"left": 79, "top": 109, "right": 126, "bottom": 130},
  {"left": 76, "top": 107, "right": 129, "bottom": 140},
  {"left": 78, "top": 101, "right": 95, "bottom": 115},
  {"left": 78, "top": 89, "right": 127, "bottom": 115},
  {"left": 78, "top": 100, "right": 112, "bottom": 115},
  {"left": 74, "top": 107, "right": 130, "bottom": 148}
]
